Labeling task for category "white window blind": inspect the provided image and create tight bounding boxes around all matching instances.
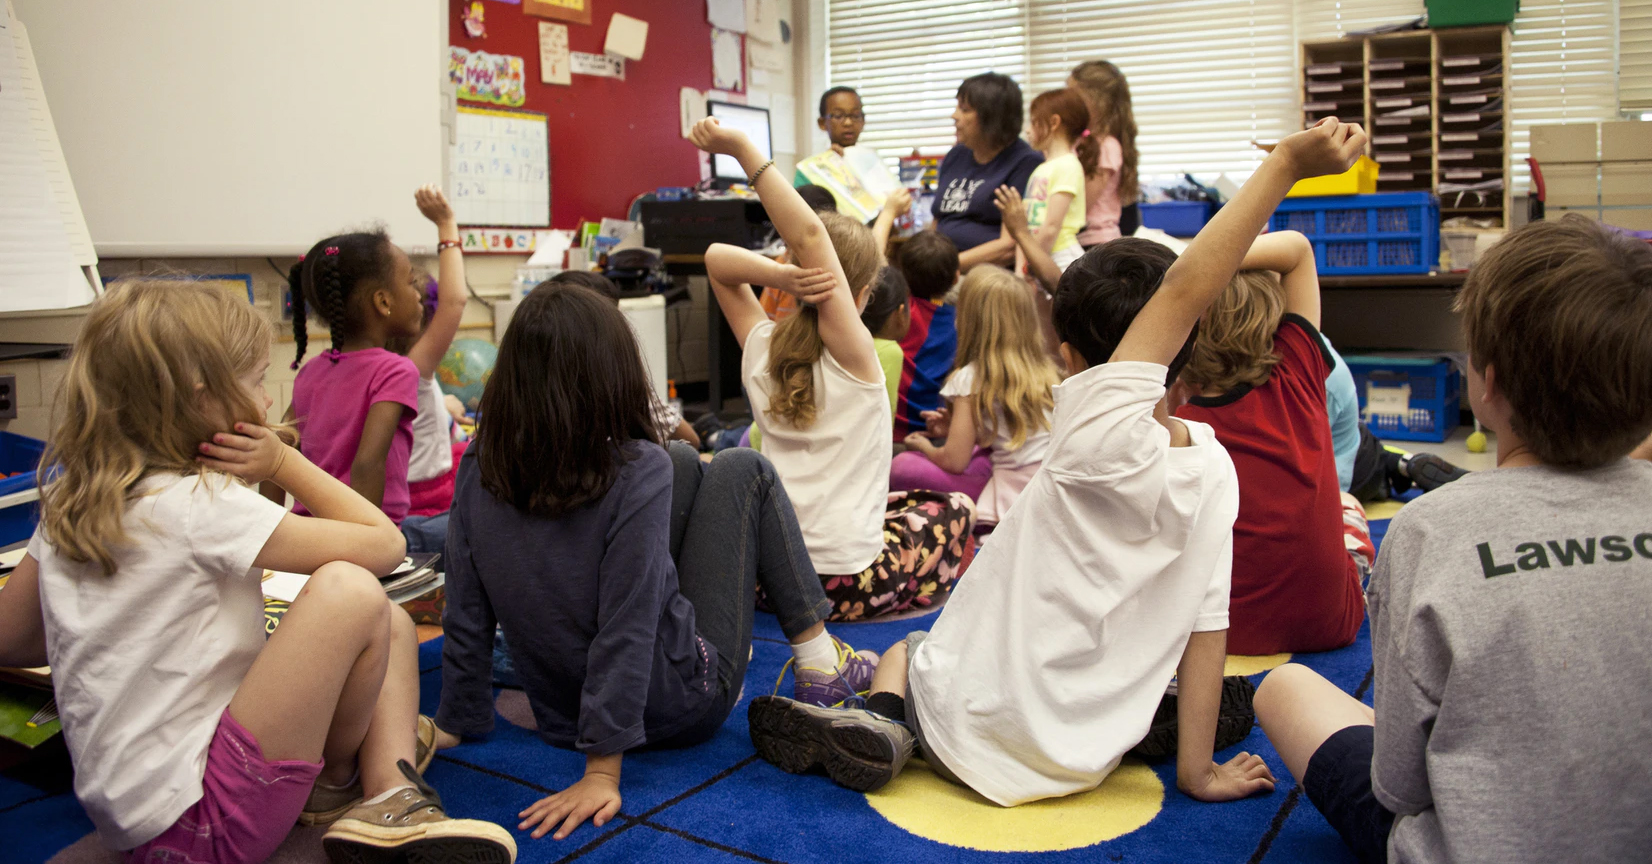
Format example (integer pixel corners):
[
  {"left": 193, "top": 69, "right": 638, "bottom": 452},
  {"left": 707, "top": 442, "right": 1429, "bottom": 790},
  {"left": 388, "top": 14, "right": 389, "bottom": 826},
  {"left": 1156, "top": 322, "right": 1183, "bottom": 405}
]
[
  {"left": 1294, "top": 0, "right": 1424, "bottom": 43},
  {"left": 825, "top": 0, "right": 1029, "bottom": 158},
  {"left": 1619, "top": 0, "right": 1652, "bottom": 111},
  {"left": 1510, "top": 0, "right": 1618, "bottom": 188},
  {"left": 1026, "top": 0, "right": 1299, "bottom": 177}
]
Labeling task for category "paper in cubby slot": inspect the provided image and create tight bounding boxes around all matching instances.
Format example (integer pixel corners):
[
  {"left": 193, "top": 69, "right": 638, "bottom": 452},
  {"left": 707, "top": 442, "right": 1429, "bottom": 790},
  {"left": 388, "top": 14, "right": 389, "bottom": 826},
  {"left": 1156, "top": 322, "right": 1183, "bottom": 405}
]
[
  {"left": 1441, "top": 54, "right": 1499, "bottom": 69},
  {"left": 1380, "top": 104, "right": 1431, "bottom": 119},
  {"left": 1369, "top": 58, "right": 1429, "bottom": 74},
  {"left": 1444, "top": 90, "right": 1500, "bottom": 107},
  {"left": 1440, "top": 66, "right": 1502, "bottom": 88},
  {"left": 1306, "top": 78, "right": 1361, "bottom": 94},
  {"left": 1377, "top": 171, "right": 1418, "bottom": 183},
  {"left": 1442, "top": 104, "right": 1502, "bottom": 124},
  {"left": 1375, "top": 150, "right": 1429, "bottom": 164},
  {"left": 1368, "top": 75, "right": 1431, "bottom": 92},
  {"left": 1373, "top": 132, "right": 1426, "bottom": 147},
  {"left": 1305, "top": 61, "right": 1359, "bottom": 76},
  {"left": 1374, "top": 114, "right": 1427, "bottom": 127}
]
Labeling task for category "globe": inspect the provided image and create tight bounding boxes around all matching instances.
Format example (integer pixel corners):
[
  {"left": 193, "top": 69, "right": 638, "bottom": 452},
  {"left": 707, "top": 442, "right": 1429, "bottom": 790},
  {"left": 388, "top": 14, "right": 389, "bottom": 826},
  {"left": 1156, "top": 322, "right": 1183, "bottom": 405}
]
[{"left": 438, "top": 338, "right": 497, "bottom": 411}]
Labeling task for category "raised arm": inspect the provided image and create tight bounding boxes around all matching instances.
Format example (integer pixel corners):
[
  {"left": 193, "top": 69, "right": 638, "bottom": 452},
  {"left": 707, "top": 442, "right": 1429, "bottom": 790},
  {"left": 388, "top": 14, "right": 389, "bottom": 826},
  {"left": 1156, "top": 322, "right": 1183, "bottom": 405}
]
[
  {"left": 1238, "top": 230, "right": 1321, "bottom": 328},
  {"left": 872, "top": 188, "right": 912, "bottom": 254},
  {"left": 703, "top": 244, "right": 833, "bottom": 348},
  {"left": 406, "top": 185, "right": 466, "bottom": 377},
  {"left": 1111, "top": 118, "right": 1365, "bottom": 368},
  {"left": 996, "top": 186, "right": 1065, "bottom": 294},
  {"left": 691, "top": 118, "right": 881, "bottom": 382}
]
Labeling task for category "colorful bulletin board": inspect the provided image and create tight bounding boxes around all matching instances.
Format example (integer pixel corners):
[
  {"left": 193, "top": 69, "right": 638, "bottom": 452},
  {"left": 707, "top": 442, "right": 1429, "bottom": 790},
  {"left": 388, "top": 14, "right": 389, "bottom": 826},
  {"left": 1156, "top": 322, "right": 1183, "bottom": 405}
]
[
  {"left": 451, "top": 106, "right": 551, "bottom": 227},
  {"left": 448, "top": 0, "right": 715, "bottom": 227}
]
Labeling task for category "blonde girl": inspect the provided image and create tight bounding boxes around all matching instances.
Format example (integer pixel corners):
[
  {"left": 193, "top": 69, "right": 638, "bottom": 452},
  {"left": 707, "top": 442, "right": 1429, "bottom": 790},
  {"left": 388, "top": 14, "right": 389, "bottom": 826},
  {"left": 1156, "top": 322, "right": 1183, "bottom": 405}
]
[
  {"left": 0, "top": 282, "right": 513, "bottom": 863},
  {"left": 691, "top": 117, "right": 976, "bottom": 623},
  {"left": 895, "top": 265, "right": 1060, "bottom": 525}
]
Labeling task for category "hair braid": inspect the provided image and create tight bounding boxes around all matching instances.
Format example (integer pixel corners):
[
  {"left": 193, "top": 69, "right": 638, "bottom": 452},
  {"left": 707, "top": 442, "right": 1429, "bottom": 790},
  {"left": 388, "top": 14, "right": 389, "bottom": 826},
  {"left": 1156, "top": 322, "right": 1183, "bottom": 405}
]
[
  {"left": 292, "top": 230, "right": 396, "bottom": 366},
  {"left": 288, "top": 260, "right": 310, "bottom": 368}
]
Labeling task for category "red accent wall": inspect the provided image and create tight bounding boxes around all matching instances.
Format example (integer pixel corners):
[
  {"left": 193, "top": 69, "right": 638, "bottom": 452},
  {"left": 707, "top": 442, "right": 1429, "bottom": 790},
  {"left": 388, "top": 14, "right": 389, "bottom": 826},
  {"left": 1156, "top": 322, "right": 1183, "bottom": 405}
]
[{"left": 450, "top": 0, "right": 712, "bottom": 228}]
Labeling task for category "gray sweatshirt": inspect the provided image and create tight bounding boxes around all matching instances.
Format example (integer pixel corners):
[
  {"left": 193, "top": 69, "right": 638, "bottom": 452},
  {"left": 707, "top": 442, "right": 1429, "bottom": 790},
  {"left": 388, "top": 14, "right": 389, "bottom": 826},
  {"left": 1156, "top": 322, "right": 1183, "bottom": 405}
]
[{"left": 1369, "top": 459, "right": 1652, "bottom": 863}]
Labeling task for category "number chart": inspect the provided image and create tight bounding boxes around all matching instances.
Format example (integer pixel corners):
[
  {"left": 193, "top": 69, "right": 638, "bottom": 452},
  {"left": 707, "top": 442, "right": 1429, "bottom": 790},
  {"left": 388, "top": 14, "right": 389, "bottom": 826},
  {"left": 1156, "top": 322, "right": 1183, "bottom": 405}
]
[{"left": 450, "top": 106, "right": 550, "bottom": 227}]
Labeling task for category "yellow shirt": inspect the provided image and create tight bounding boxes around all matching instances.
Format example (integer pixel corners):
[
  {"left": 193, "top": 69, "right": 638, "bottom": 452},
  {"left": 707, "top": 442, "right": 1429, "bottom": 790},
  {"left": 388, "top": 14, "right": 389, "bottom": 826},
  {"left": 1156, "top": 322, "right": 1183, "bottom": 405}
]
[{"left": 1024, "top": 152, "right": 1087, "bottom": 253}]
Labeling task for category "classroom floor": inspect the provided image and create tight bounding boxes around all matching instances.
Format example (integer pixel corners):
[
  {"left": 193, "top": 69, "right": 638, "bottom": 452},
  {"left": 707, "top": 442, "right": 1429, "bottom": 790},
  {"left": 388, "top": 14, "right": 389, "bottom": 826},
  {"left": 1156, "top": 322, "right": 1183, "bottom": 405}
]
[{"left": 4, "top": 506, "right": 1415, "bottom": 864}]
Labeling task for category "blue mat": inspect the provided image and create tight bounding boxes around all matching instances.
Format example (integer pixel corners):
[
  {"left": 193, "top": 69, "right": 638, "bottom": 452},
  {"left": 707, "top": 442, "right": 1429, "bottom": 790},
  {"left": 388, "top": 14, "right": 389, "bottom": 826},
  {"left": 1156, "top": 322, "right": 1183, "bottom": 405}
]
[{"left": 3, "top": 515, "right": 1397, "bottom": 864}]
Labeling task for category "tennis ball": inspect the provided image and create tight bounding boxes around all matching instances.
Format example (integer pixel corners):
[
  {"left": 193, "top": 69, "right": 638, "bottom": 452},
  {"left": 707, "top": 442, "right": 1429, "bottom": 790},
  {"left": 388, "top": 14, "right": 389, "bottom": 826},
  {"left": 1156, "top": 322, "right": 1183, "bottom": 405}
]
[{"left": 1466, "top": 430, "right": 1487, "bottom": 453}]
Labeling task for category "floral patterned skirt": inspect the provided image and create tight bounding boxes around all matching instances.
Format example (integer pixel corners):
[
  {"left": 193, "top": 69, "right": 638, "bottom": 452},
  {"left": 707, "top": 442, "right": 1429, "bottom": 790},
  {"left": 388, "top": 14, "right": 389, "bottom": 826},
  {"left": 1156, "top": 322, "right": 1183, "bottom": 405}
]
[{"left": 820, "top": 489, "right": 977, "bottom": 622}]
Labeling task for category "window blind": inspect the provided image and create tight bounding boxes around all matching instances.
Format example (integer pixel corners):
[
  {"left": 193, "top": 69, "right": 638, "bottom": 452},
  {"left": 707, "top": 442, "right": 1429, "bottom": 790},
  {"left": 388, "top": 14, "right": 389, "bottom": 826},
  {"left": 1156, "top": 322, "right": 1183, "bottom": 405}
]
[
  {"left": 1619, "top": 0, "right": 1652, "bottom": 111},
  {"left": 1510, "top": 0, "right": 1618, "bottom": 187}
]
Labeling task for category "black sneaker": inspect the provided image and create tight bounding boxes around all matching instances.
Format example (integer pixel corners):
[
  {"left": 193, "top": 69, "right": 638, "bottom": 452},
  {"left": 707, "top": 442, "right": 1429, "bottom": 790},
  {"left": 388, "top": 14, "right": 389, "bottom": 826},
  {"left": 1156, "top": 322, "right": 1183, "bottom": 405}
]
[
  {"left": 1403, "top": 453, "right": 1469, "bottom": 492},
  {"left": 748, "top": 696, "right": 914, "bottom": 792},
  {"left": 1128, "top": 675, "right": 1256, "bottom": 760}
]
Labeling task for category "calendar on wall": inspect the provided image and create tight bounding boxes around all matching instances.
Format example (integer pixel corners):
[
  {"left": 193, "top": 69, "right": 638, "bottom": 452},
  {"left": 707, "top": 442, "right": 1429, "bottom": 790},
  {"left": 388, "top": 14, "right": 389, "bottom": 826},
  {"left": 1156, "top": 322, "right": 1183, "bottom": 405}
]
[{"left": 450, "top": 106, "right": 550, "bottom": 227}]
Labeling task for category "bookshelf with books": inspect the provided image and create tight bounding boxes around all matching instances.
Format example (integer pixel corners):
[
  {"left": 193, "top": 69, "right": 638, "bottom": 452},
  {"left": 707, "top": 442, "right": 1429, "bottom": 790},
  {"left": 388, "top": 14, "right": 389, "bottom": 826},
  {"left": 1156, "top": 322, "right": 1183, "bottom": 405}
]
[{"left": 1302, "top": 25, "right": 1512, "bottom": 229}]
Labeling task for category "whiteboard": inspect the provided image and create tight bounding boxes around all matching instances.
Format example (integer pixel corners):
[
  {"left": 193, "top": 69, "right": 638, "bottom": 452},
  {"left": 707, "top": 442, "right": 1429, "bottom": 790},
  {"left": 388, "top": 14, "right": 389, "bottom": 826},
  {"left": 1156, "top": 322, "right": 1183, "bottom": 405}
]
[
  {"left": 13, "top": 0, "right": 448, "bottom": 257},
  {"left": 451, "top": 107, "right": 550, "bottom": 227}
]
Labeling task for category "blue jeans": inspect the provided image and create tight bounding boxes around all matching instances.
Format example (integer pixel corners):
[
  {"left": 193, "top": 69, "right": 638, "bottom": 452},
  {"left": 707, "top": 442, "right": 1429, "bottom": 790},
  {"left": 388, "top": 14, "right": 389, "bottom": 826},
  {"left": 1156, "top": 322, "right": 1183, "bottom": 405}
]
[{"left": 401, "top": 512, "right": 449, "bottom": 557}]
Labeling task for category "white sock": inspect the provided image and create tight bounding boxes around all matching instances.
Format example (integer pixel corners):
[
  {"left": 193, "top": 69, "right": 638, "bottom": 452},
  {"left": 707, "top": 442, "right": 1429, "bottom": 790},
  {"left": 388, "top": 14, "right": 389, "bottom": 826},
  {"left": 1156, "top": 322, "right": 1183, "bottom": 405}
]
[
  {"left": 791, "top": 630, "right": 839, "bottom": 671},
  {"left": 362, "top": 784, "right": 416, "bottom": 805}
]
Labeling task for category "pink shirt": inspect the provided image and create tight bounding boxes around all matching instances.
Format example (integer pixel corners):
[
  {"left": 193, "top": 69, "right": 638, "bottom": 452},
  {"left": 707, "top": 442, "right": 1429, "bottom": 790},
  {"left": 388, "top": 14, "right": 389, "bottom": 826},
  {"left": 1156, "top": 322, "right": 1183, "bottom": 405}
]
[
  {"left": 291, "top": 347, "right": 420, "bottom": 524},
  {"left": 1077, "top": 135, "right": 1125, "bottom": 247}
]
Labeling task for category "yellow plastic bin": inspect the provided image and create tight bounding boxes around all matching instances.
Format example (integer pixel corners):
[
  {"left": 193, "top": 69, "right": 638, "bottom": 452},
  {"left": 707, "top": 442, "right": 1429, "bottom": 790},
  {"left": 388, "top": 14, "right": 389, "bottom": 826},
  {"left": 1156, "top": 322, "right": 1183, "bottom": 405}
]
[{"left": 1287, "top": 156, "right": 1378, "bottom": 198}]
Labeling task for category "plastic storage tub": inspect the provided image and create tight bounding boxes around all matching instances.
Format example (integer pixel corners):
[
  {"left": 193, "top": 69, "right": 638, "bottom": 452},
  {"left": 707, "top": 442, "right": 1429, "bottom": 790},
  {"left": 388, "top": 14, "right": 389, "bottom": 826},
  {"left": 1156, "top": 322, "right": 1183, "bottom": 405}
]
[
  {"left": 1269, "top": 192, "right": 1440, "bottom": 276},
  {"left": 1139, "top": 201, "right": 1213, "bottom": 237},
  {"left": 0, "top": 431, "right": 46, "bottom": 547},
  {"left": 1287, "top": 155, "right": 1379, "bottom": 198},
  {"left": 1343, "top": 355, "right": 1461, "bottom": 443}
]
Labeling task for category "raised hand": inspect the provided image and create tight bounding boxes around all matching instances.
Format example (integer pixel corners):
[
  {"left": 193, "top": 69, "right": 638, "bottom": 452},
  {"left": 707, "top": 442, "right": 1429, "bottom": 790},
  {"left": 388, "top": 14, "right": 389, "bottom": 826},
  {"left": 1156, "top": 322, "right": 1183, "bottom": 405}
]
[
  {"left": 884, "top": 187, "right": 913, "bottom": 217},
  {"left": 773, "top": 263, "right": 836, "bottom": 305},
  {"left": 414, "top": 184, "right": 455, "bottom": 226},
  {"left": 689, "top": 117, "right": 752, "bottom": 158},
  {"left": 1274, "top": 117, "right": 1368, "bottom": 182},
  {"left": 994, "top": 185, "right": 1030, "bottom": 237}
]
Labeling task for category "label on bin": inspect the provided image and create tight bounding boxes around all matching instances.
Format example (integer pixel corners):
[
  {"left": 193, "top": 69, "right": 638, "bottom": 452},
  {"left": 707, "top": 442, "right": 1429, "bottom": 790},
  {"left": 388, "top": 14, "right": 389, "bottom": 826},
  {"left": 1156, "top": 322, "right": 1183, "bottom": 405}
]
[{"left": 1366, "top": 383, "right": 1412, "bottom": 418}]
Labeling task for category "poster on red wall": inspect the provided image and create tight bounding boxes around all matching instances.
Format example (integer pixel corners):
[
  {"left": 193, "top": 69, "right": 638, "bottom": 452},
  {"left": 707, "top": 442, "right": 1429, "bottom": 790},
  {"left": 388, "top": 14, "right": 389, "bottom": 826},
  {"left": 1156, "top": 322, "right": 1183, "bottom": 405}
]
[{"left": 450, "top": 47, "right": 527, "bottom": 106}]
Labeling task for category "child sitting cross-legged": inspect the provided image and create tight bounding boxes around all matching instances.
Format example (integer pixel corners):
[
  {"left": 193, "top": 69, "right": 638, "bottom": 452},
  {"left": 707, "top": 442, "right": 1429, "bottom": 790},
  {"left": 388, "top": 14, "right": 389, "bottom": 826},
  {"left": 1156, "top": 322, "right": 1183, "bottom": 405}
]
[
  {"left": 743, "top": 117, "right": 1368, "bottom": 804},
  {"left": 1172, "top": 233, "right": 1373, "bottom": 655},
  {"left": 891, "top": 264, "right": 1061, "bottom": 527},
  {"left": 1255, "top": 214, "right": 1652, "bottom": 862},
  {"left": 433, "top": 280, "right": 878, "bottom": 843},
  {"left": 692, "top": 118, "right": 975, "bottom": 623}
]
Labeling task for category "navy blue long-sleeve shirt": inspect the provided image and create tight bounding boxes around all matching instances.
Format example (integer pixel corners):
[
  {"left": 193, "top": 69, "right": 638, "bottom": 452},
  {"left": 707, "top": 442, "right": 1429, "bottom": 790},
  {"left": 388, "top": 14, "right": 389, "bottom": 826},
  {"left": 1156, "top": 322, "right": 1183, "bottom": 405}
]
[{"left": 436, "top": 442, "right": 718, "bottom": 754}]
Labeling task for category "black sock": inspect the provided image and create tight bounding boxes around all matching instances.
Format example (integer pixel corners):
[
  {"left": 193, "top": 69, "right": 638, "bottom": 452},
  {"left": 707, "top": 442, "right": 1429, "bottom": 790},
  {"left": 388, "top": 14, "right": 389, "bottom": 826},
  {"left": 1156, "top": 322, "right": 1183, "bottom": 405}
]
[{"left": 864, "top": 692, "right": 907, "bottom": 724}]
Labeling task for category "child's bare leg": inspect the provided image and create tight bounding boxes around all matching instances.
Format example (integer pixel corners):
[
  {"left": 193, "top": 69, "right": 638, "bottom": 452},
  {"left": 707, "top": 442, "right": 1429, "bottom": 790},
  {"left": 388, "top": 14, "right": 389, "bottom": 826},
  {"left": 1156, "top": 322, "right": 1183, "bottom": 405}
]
[
  {"left": 354, "top": 602, "right": 421, "bottom": 795},
  {"left": 870, "top": 640, "right": 909, "bottom": 696},
  {"left": 1254, "top": 663, "right": 1375, "bottom": 784},
  {"left": 227, "top": 562, "right": 414, "bottom": 790}
]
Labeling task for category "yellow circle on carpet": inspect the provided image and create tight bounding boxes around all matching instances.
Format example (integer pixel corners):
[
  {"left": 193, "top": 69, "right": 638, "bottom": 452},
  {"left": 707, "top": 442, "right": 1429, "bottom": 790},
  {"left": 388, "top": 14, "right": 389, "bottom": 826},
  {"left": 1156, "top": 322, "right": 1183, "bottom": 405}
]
[
  {"left": 1224, "top": 653, "right": 1293, "bottom": 677},
  {"left": 864, "top": 759, "right": 1163, "bottom": 852}
]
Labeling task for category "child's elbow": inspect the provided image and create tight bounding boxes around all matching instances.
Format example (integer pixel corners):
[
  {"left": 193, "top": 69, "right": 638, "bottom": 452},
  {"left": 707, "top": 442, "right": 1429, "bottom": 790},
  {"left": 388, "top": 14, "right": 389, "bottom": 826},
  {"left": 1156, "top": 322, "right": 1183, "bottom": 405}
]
[{"left": 370, "top": 525, "right": 409, "bottom": 576}]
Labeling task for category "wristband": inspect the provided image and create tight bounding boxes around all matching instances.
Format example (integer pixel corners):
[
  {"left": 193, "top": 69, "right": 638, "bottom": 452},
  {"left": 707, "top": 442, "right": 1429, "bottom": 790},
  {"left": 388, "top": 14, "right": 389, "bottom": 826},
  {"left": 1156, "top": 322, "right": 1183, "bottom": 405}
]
[
  {"left": 436, "top": 239, "right": 461, "bottom": 253},
  {"left": 748, "top": 160, "right": 775, "bottom": 187}
]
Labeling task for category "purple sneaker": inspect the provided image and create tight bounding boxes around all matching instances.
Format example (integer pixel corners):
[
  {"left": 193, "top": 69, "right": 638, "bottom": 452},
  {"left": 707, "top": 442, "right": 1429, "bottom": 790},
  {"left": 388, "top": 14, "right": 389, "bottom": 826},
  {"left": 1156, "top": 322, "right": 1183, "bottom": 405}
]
[{"left": 791, "top": 635, "right": 879, "bottom": 707}]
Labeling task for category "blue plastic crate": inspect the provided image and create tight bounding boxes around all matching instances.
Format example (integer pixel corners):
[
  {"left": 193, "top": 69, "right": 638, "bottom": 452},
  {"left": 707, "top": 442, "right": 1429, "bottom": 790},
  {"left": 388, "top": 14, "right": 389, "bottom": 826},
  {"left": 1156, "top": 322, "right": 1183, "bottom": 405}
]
[
  {"left": 1139, "top": 201, "right": 1213, "bottom": 237},
  {"left": 1269, "top": 192, "right": 1439, "bottom": 276},
  {"left": 1344, "top": 355, "right": 1460, "bottom": 442},
  {"left": 0, "top": 431, "right": 45, "bottom": 547}
]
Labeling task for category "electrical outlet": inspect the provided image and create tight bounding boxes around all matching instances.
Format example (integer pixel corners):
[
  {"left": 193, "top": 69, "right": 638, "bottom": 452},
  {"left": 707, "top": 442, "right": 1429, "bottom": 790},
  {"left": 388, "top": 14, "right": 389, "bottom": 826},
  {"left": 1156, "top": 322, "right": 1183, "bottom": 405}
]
[{"left": 0, "top": 374, "right": 15, "bottom": 420}]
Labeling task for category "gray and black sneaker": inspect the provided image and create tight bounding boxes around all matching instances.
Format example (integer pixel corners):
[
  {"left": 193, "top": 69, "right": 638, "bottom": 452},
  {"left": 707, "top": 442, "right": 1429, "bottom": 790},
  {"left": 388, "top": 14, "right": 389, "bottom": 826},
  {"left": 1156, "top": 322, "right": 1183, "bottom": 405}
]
[
  {"left": 1401, "top": 452, "right": 1468, "bottom": 493},
  {"left": 748, "top": 696, "right": 914, "bottom": 792},
  {"left": 1128, "top": 675, "right": 1256, "bottom": 760},
  {"left": 321, "top": 760, "right": 516, "bottom": 864}
]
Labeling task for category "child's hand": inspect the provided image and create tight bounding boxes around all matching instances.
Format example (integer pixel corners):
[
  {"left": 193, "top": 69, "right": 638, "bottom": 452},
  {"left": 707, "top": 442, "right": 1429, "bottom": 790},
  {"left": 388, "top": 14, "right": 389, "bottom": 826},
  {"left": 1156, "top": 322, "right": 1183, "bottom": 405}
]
[
  {"left": 415, "top": 184, "right": 455, "bottom": 226},
  {"left": 689, "top": 117, "right": 752, "bottom": 158},
  {"left": 519, "top": 774, "right": 622, "bottom": 840},
  {"left": 919, "top": 406, "right": 951, "bottom": 439},
  {"left": 883, "top": 187, "right": 913, "bottom": 217},
  {"left": 903, "top": 431, "right": 938, "bottom": 453},
  {"left": 994, "top": 186, "right": 1030, "bottom": 237},
  {"left": 1273, "top": 117, "right": 1367, "bottom": 182},
  {"left": 1178, "top": 752, "right": 1276, "bottom": 802},
  {"left": 198, "top": 423, "right": 291, "bottom": 485},
  {"left": 773, "top": 264, "right": 837, "bottom": 305}
]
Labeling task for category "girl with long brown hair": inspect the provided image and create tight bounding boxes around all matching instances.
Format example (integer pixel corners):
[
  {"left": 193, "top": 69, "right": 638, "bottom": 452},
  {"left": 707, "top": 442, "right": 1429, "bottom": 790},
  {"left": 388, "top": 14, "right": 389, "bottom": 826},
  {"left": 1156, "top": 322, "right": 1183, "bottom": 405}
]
[
  {"left": 691, "top": 117, "right": 976, "bottom": 622},
  {"left": 1068, "top": 60, "right": 1141, "bottom": 247}
]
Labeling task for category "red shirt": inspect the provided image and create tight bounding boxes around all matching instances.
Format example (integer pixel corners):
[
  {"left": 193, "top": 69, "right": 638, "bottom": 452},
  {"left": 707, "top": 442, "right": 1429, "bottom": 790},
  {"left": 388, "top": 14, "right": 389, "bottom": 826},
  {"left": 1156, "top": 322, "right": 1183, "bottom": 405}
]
[{"left": 1175, "top": 315, "right": 1364, "bottom": 655}]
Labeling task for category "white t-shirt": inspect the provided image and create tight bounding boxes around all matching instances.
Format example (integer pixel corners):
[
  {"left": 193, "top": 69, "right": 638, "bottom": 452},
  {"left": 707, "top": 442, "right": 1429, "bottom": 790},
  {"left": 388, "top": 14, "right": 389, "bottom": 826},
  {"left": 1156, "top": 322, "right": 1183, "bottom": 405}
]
[
  {"left": 743, "top": 320, "right": 891, "bottom": 574},
  {"left": 940, "top": 362, "right": 1053, "bottom": 471},
  {"left": 29, "top": 473, "right": 287, "bottom": 849},
  {"left": 908, "top": 362, "right": 1239, "bottom": 806},
  {"left": 408, "top": 374, "right": 454, "bottom": 483}
]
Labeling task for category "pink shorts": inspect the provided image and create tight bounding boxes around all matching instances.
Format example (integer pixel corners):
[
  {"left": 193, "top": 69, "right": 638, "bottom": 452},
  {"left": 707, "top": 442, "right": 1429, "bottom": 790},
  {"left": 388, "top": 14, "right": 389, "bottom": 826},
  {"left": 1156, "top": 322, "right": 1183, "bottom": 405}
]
[{"left": 126, "top": 710, "right": 322, "bottom": 864}]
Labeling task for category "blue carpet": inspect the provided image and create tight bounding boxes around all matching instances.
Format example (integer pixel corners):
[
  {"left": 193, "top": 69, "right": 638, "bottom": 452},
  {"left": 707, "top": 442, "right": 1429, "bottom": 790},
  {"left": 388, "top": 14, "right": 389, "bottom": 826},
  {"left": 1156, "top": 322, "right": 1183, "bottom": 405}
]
[{"left": 4, "top": 516, "right": 1399, "bottom": 863}]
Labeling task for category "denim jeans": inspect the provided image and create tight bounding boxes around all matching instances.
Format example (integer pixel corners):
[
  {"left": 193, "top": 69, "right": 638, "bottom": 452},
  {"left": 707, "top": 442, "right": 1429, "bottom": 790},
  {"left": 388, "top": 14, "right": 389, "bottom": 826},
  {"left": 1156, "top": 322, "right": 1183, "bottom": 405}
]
[
  {"left": 653, "top": 442, "right": 832, "bottom": 745},
  {"left": 401, "top": 512, "right": 450, "bottom": 557}
]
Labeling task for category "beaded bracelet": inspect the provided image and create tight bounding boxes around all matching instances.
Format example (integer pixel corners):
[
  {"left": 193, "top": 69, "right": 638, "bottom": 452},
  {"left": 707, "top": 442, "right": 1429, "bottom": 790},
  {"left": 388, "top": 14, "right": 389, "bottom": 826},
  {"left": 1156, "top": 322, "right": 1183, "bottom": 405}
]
[
  {"left": 748, "top": 160, "right": 776, "bottom": 187},
  {"left": 436, "top": 240, "right": 461, "bottom": 252}
]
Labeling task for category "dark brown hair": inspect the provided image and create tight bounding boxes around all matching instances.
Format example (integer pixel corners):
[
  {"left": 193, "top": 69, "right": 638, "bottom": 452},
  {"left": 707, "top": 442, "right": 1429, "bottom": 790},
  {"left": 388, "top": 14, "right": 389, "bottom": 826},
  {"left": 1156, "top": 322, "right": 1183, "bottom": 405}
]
[
  {"left": 898, "top": 230, "right": 960, "bottom": 301},
  {"left": 1069, "top": 60, "right": 1139, "bottom": 204},
  {"left": 1455, "top": 215, "right": 1652, "bottom": 468},
  {"left": 1054, "top": 238, "right": 1195, "bottom": 384},
  {"left": 1030, "top": 88, "right": 1099, "bottom": 178},
  {"left": 288, "top": 230, "right": 396, "bottom": 368},
  {"left": 475, "top": 281, "right": 661, "bottom": 517},
  {"left": 957, "top": 73, "right": 1024, "bottom": 151}
]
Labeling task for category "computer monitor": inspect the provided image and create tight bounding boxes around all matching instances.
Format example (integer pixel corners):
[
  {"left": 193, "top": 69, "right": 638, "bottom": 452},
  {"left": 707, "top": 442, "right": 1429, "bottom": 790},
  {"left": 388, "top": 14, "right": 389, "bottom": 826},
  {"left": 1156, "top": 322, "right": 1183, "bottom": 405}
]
[{"left": 707, "top": 100, "right": 773, "bottom": 185}]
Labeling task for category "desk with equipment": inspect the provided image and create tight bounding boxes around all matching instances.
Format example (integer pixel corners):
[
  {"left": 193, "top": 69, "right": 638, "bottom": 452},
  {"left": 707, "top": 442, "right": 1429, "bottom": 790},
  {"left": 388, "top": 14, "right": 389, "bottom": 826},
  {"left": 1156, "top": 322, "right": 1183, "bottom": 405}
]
[{"left": 640, "top": 100, "right": 779, "bottom": 414}]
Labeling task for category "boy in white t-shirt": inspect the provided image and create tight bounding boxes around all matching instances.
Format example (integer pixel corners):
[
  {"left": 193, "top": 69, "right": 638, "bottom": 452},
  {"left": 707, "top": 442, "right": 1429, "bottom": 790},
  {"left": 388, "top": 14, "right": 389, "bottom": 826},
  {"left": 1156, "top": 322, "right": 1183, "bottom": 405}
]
[{"left": 747, "top": 118, "right": 1369, "bottom": 805}]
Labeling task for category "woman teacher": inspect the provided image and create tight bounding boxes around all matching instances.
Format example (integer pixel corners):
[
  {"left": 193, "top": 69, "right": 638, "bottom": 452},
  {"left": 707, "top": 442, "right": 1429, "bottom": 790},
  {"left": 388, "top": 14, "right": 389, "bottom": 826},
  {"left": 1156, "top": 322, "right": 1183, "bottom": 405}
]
[{"left": 931, "top": 73, "right": 1043, "bottom": 270}]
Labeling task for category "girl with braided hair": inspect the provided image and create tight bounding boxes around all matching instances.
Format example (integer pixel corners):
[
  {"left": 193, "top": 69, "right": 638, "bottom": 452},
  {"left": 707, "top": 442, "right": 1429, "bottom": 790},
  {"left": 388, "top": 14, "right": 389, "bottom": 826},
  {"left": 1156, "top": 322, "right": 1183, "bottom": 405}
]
[{"left": 287, "top": 186, "right": 458, "bottom": 547}]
